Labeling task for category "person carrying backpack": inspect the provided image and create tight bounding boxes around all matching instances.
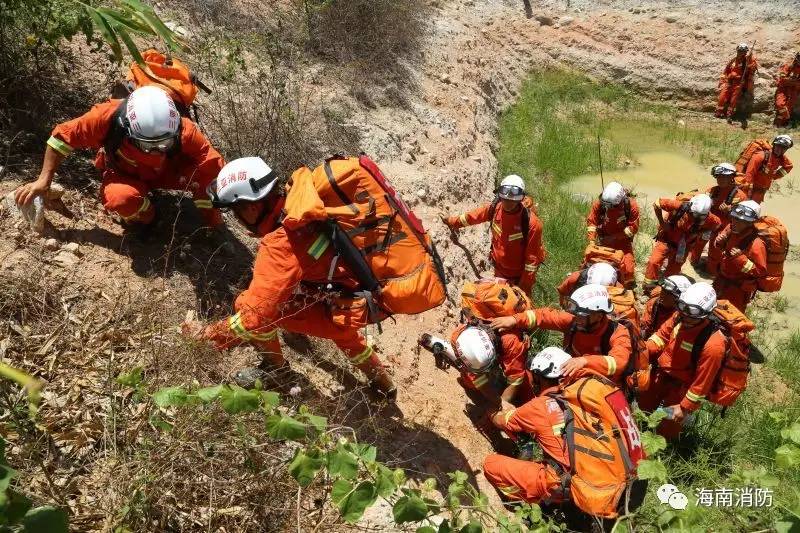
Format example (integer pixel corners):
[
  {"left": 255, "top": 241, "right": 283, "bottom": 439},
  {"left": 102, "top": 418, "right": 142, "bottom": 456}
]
[
  {"left": 644, "top": 193, "right": 721, "bottom": 293},
  {"left": 641, "top": 275, "right": 693, "bottom": 339},
  {"left": 183, "top": 155, "right": 447, "bottom": 400},
  {"left": 715, "top": 43, "right": 758, "bottom": 120},
  {"left": 711, "top": 201, "right": 768, "bottom": 312},
  {"left": 697, "top": 163, "right": 747, "bottom": 272},
  {"left": 639, "top": 282, "right": 727, "bottom": 439},
  {"left": 774, "top": 52, "right": 800, "bottom": 127},
  {"left": 442, "top": 175, "right": 546, "bottom": 293},
  {"left": 741, "top": 135, "right": 794, "bottom": 203},
  {"left": 586, "top": 181, "right": 640, "bottom": 285},
  {"left": 14, "top": 86, "right": 225, "bottom": 232},
  {"left": 484, "top": 346, "right": 645, "bottom": 519}
]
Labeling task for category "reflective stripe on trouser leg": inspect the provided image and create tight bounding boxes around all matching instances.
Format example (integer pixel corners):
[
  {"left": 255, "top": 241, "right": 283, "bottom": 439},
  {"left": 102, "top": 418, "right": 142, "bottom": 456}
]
[{"left": 345, "top": 345, "right": 385, "bottom": 378}]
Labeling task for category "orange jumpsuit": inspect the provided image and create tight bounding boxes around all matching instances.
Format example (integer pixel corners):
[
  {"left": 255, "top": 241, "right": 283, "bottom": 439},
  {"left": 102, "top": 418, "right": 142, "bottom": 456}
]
[
  {"left": 639, "top": 315, "right": 726, "bottom": 439},
  {"left": 483, "top": 385, "right": 569, "bottom": 503},
  {"left": 556, "top": 270, "right": 623, "bottom": 309},
  {"left": 200, "top": 224, "right": 385, "bottom": 377},
  {"left": 47, "top": 99, "right": 224, "bottom": 225},
  {"left": 512, "top": 308, "right": 632, "bottom": 384},
  {"left": 458, "top": 330, "right": 532, "bottom": 404},
  {"left": 586, "top": 198, "right": 640, "bottom": 282},
  {"left": 774, "top": 61, "right": 800, "bottom": 126},
  {"left": 742, "top": 150, "right": 793, "bottom": 203},
  {"left": 644, "top": 199, "right": 721, "bottom": 286},
  {"left": 640, "top": 296, "right": 675, "bottom": 339},
  {"left": 448, "top": 198, "right": 546, "bottom": 293},
  {"left": 716, "top": 55, "right": 758, "bottom": 118},
  {"left": 712, "top": 229, "right": 767, "bottom": 312},
  {"left": 695, "top": 184, "right": 747, "bottom": 267}
]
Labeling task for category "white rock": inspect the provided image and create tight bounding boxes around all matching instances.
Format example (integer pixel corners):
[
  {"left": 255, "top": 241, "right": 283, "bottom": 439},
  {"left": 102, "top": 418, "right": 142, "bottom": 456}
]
[
  {"left": 665, "top": 14, "right": 678, "bottom": 23},
  {"left": 416, "top": 188, "right": 428, "bottom": 199},
  {"left": 560, "top": 16, "right": 574, "bottom": 26},
  {"left": 60, "top": 242, "right": 80, "bottom": 255},
  {"left": 677, "top": 119, "right": 686, "bottom": 127},
  {"left": 53, "top": 251, "right": 79, "bottom": 266},
  {"left": 44, "top": 238, "right": 59, "bottom": 251}
]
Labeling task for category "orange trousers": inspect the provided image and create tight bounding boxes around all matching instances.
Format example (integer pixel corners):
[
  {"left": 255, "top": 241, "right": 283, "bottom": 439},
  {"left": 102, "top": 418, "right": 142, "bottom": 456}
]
[
  {"left": 716, "top": 82, "right": 745, "bottom": 117},
  {"left": 483, "top": 454, "right": 563, "bottom": 503},
  {"left": 233, "top": 295, "right": 385, "bottom": 377},
  {"left": 637, "top": 370, "right": 687, "bottom": 440},
  {"left": 644, "top": 241, "right": 685, "bottom": 285},
  {"left": 775, "top": 88, "right": 799, "bottom": 126}
]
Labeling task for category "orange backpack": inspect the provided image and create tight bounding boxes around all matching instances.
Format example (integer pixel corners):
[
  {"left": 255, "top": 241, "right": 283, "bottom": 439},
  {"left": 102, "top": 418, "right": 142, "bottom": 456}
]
[
  {"left": 734, "top": 139, "right": 772, "bottom": 174},
  {"left": 582, "top": 244, "right": 625, "bottom": 273},
  {"left": 753, "top": 216, "right": 789, "bottom": 292},
  {"left": 282, "top": 155, "right": 447, "bottom": 326},
  {"left": 460, "top": 278, "right": 532, "bottom": 322},
  {"left": 608, "top": 286, "right": 639, "bottom": 327},
  {"left": 547, "top": 373, "right": 645, "bottom": 518},
  {"left": 691, "top": 300, "right": 755, "bottom": 407}
]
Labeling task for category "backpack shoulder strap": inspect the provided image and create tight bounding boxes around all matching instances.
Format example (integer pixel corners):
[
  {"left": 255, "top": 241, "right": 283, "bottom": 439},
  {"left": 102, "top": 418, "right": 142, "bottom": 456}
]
[
  {"left": 488, "top": 196, "right": 500, "bottom": 222},
  {"left": 668, "top": 201, "right": 690, "bottom": 227},
  {"left": 521, "top": 199, "right": 531, "bottom": 244},
  {"left": 103, "top": 99, "right": 129, "bottom": 167},
  {"left": 726, "top": 186, "right": 739, "bottom": 205},
  {"left": 576, "top": 268, "right": 589, "bottom": 288},
  {"left": 691, "top": 321, "right": 719, "bottom": 367},
  {"left": 563, "top": 321, "right": 578, "bottom": 354},
  {"left": 601, "top": 319, "right": 619, "bottom": 355},
  {"left": 623, "top": 196, "right": 631, "bottom": 222}
]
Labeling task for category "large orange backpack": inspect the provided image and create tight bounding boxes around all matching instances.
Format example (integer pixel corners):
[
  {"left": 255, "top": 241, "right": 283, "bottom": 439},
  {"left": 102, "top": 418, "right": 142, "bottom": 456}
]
[
  {"left": 460, "top": 278, "right": 532, "bottom": 322},
  {"left": 547, "top": 373, "right": 645, "bottom": 518},
  {"left": 582, "top": 244, "right": 625, "bottom": 273},
  {"left": 734, "top": 139, "right": 772, "bottom": 174},
  {"left": 282, "top": 155, "right": 447, "bottom": 326},
  {"left": 753, "top": 216, "right": 789, "bottom": 292},
  {"left": 608, "top": 286, "right": 639, "bottom": 327},
  {"left": 691, "top": 300, "right": 755, "bottom": 407}
]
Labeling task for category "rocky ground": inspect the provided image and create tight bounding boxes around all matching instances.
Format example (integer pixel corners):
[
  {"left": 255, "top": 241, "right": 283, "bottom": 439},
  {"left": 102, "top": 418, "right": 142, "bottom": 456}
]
[{"left": 1, "top": 0, "right": 799, "bottom": 529}]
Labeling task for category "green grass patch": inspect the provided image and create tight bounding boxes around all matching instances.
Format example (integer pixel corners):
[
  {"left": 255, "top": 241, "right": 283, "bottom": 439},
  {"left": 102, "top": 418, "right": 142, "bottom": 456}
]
[{"left": 497, "top": 68, "right": 800, "bottom": 531}]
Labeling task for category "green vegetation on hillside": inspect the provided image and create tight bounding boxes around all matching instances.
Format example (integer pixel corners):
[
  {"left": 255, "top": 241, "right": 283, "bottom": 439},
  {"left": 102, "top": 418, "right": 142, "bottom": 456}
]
[{"left": 497, "top": 69, "right": 800, "bottom": 531}]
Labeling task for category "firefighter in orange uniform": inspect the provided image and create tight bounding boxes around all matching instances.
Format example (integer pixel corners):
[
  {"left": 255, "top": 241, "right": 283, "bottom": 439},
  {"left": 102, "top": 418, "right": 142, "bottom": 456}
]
[
  {"left": 711, "top": 201, "right": 767, "bottom": 312},
  {"left": 695, "top": 163, "right": 747, "bottom": 271},
  {"left": 483, "top": 347, "right": 572, "bottom": 503},
  {"left": 442, "top": 175, "right": 546, "bottom": 293},
  {"left": 741, "top": 135, "right": 794, "bottom": 203},
  {"left": 557, "top": 262, "right": 621, "bottom": 309},
  {"left": 716, "top": 43, "right": 758, "bottom": 120},
  {"left": 774, "top": 52, "right": 800, "bottom": 127},
  {"left": 490, "top": 285, "right": 632, "bottom": 385},
  {"left": 638, "top": 283, "right": 726, "bottom": 439},
  {"left": 14, "top": 86, "right": 224, "bottom": 230},
  {"left": 641, "top": 275, "right": 692, "bottom": 339},
  {"left": 182, "top": 157, "right": 400, "bottom": 398},
  {"left": 586, "top": 181, "right": 640, "bottom": 284}
]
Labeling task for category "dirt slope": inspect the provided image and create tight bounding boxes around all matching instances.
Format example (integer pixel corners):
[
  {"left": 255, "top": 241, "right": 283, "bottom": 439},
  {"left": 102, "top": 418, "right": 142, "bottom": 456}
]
[{"left": 2, "top": 0, "right": 799, "bottom": 528}]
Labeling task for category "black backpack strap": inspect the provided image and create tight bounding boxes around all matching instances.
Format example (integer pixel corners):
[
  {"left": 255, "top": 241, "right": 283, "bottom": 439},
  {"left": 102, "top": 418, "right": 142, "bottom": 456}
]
[
  {"left": 323, "top": 160, "right": 358, "bottom": 215},
  {"left": 576, "top": 268, "right": 589, "bottom": 289},
  {"left": 103, "top": 99, "right": 129, "bottom": 169},
  {"left": 623, "top": 196, "right": 631, "bottom": 222},
  {"left": 690, "top": 321, "right": 719, "bottom": 367},
  {"left": 726, "top": 186, "right": 739, "bottom": 205},
  {"left": 667, "top": 201, "right": 691, "bottom": 228},
  {"left": 521, "top": 199, "right": 530, "bottom": 245},
  {"left": 563, "top": 321, "right": 578, "bottom": 354},
  {"left": 601, "top": 319, "right": 619, "bottom": 356}
]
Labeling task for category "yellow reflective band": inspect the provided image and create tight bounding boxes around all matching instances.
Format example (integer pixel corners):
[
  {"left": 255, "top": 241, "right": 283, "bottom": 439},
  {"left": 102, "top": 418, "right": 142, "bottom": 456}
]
[
  {"left": 47, "top": 136, "right": 73, "bottom": 156},
  {"left": 507, "top": 377, "right": 525, "bottom": 386},
  {"left": 121, "top": 197, "right": 152, "bottom": 221},
  {"left": 307, "top": 233, "right": 331, "bottom": 260},
  {"left": 680, "top": 341, "right": 694, "bottom": 352},
  {"left": 672, "top": 323, "right": 682, "bottom": 339},
  {"left": 491, "top": 222, "right": 502, "bottom": 235},
  {"left": 459, "top": 214, "right": 468, "bottom": 226},
  {"left": 194, "top": 199, "right": 213, "bottom": 209},
  {"left": 228, "top": 313, "right": 249, "bottom": 340},
  {"left": 685, "top": 390, "right": 705, "bottom": 403},
  {"left": 525, "top": 310, "right": 537, "bottom": 329},
  {"left": 649, "top": 334, "right": 665, "bottom": 348},
  {"left": 552, "top": 422, "right": 565, "bottom": 435},
  {"left": 250, "top": 329, "right": 278, "bottom": 342},
  {"left": 509, "top": 232, "right": 524, "bottom": 241},
  {"left": 524, "top": 263, "right": 538, "bottom": 272},
  {"left": 349, "top": 346, "right": 374, "bottom": 365},
  {"left": 504, "top": 409, "right": 517, "bottom": 425},
  {"left": 643, "top": 278, "right": 656, "bottom": 285},
  {"left": 473, "top": 374, "right": 490, "bottom": 388},
  {"left": 499, "top": 485, "right": 520, "bottom": 495},
  {"left": 115, "top": 149, "right": 138, "bottom": 166},
  {"left": 604, "top": 356, "right": 617, "bottom": 376},
  {"left": 624, "top": 227, "right": 634, "bottom": 238},
  {"left": 778, "top": 167, "right": 789, "bottom": 177},
  {"left": 741, "top": 260, "right": 755, "bottom": 273},
  {"left": 586, "top": 225, "right": 597, "bottom": 233}
]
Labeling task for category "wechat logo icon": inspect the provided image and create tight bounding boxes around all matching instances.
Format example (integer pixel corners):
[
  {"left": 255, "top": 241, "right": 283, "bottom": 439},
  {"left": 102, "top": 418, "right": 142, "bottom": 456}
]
[{"left": 657, "top": 484, "right": 689, "bottom": 510}]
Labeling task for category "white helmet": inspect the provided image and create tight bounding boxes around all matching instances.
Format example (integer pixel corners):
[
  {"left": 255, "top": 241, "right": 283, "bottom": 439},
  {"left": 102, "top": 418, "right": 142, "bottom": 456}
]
[
  {"left": 710, "top": 163, "right": 737, "bottom": 177},
  {"left": 567, "top": 284, "right": 613, "bottom": 315},
  {"left": 586, "top": 262, "right": 618, "bottom": 286},
  {"left": 454, "top": 327, "right": 496, "bottom": 373},
  {"left": 529, "top": 347, "right": 572, "bottom": 379},
  {"left": 730, "top": 200, "right": 761, "bottom": 222},
  {"left": 689, "top": 193, "right": 712, "bottom": 217},
  {"left": 601, "top": 181, "right": 626, "bottom": 206},
  {"left": 125, "top": 86, "right": 180, "bottom": 151},
  {"left": 677, "top": 282, "right": 717, "bottom": 318},
  {"left": 498, "top": 174, "right": 525, "bottom": 201},
  {"left": 207, "top": 157, "right": 279, "bottom": 207},
  {"left": 737, "top": 43, "right": 749, "bottom": 53},
  {"left": 660, "top": 275, "right": 693, "bottom": 297},
  {"left": 773, "top": 134, "right": 794, "bottom": 149}
]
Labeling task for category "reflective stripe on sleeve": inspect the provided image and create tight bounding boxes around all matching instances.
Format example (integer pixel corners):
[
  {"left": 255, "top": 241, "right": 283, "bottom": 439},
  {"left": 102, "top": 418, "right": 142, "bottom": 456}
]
[
  {"left": 649, "top": 334, "right": 665, "bottom": 348},
  {"left": 459, "top": 214, "right": 468, "bottom": 226},
  {"left": 685, "top": 390, "right": 705, "bottom": 403},
  {"left": 509, "top": 232, "right": 524, "bottom": 241},
  {"left": 491, "top": 222, "right": 502, "bottom": 235},
  {"left": 603, "top": 356, "right": 617, "bottom": 376},
  {"left": 524, "top": 310, "right": 537, "bottom": 328},
  {"left": 624, "top": 227, "right": 634, "bottom": 238},
  {"left": 507, "top": 376, "right": 525, "bottom": 386},
  {"left": 120, "top": 197, "right": 152, "bottom": 221},
  {"left": 47, "top": 136, "right": 73, "bottom": 156},
  {"left": 504, "top": 409, "right": 517, "bottom": 425},
  {"left": 524, "top": 263, "right": 538, "bottom": 272},
  {"left": 228, "top": 312, "right": 278, "bottom": 342},
  {"left": 586, "top": 225, "right": 597, "bottom": 233},
  {"left": 741, "top": 260, "right": 755, "bottom": 273},
  {"left": 307, "top": 233, "right": 331, "bottom": 259},
  {"left": 472, "top": 374, "right": 490, "bottom": 388},
  {"left": 680, "top": 341, "right": 694, "bottom": 352},
  {"left": 194, "top": 199, "right": 213, "bottom": 209}
]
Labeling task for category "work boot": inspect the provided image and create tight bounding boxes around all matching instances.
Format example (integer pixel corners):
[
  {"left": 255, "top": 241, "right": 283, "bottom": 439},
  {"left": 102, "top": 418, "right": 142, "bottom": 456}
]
[{"left": 368, "top": 370, "right": 397, "bottom": 401}]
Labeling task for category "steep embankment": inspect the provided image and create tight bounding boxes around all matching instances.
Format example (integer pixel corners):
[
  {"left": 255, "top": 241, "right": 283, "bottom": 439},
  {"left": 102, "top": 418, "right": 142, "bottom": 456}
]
[{"left": 1, "top": 0, "right": 799, "bottom": 530}]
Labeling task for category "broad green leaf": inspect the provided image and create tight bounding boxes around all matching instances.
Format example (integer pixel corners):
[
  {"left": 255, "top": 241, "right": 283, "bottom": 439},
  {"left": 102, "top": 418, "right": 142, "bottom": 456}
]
[
  {"left": 769, "top": 412, "right": 788, "bottom": 425},
  {"left": 86, "top": 8, "right": 122, "bottom": 61},
  {"left": 331, "top": 479, "right": 377, "bottom": 523},
  {"left": 393, "top": 468, "right": 406, "bottom": 486},
  {"left": 422, "top": 477, "right": 437, "bottom": 491},
  {"left": 374, "top": 464, "right": 397, "bottom": 498},
  {"left": 775, "top": 518, "right": 800, "bottom": 533},
  {"left": 152, "top": 386, "right": 188, "bottom": 407},
  {"left": 97, "top": 7, "right": 151, "bottom": 34},
  {"left": 3, "top": 489, "right": 32, "bottom": 525},
  {"left": 471, "top": 491, "right": 489, "bottom": 511},
  {"left": 775, "top": 444, "right": 800, "bottom": 470},
  {"left": 636, "top": 459, "right": 668, "bottom": 481},
  {"left": 657, "top": 510, "right": 677, "bottom": 527},
  {"left": 393, "top": 492, "right": 428, "bottom": 524},
  {"left": 123, "top": 0, "right": 181, "bottom": 50},
  {"left": 261, "top": 391, "right": 280, "bottom": 410},
  {"left": 327, "top": 446, "right": 359, "bottom": 480},
  {"left": 345, "top": 442, "right": 377, "bottom": 463},
  {"left": 116, "top": 366, "right": 143, "bottom": 387},
  {"left": 417, "top": 528, "right": 437, "bottom": 533},
  {"left": 438, "top": 520, "right": 453, "bottom": 533},
  {"left": 288, "top": 449, "right": 323, "bottom": 487},
  {"left": 220, "top": 385, "right": 260, "bottom": 414},
  {"left": 149, "top": 414, "right": 174, "bottom": 432},
  {"left": 265, "top": 413, "right": 306, "bottom": 441},
  {"left": 642, "top": 432, "right": 667, "bottom": 456},
  {"left": 196, "top": 385, "right": 224, "bottom": 403},
  {"left": 448, "top": 471, "right": 468, "bottom": 484},
  {"left": 22, "top": 506, "right": 68, "bottom": 533},
  {"left": 459, "top": 521, "right": 482, "bottom": 533},
  {"left": 781, "top": 423, "right": 800, "bottom": 445},
  {"left": 646, "top": 409, "right": 667, "bottom": 429},
  {"left": 0, "top": 463, "right": 18, "bottom": 494},
  {"left": 611, "top": 519, "right": 630, "bottom": 533}
]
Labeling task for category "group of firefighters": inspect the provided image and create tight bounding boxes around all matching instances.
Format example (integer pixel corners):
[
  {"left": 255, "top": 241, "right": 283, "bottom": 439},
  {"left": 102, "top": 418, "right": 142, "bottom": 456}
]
[
  {"left": 10, "top": 49, "right": 794, "bottom": 517},
  {"left": 716, "top": 43, "right": 800, "bottom": 126}
]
